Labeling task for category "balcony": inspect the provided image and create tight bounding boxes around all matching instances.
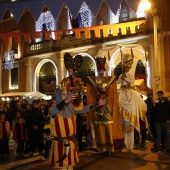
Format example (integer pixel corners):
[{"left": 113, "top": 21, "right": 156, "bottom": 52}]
[{"left": 25, "top": 19, "right": 150, "bottom": 57}]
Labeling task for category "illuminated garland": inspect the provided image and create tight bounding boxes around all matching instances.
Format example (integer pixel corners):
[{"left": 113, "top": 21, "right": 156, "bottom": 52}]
[
  {"left": 2, "top": 50, "right": 15, "bottom": 70},
  {"left": 79, "top": 2, "right": 92, "bottom": 28},
  {"left": 35, "top": 11, "right": 56, "bottom": 41}
]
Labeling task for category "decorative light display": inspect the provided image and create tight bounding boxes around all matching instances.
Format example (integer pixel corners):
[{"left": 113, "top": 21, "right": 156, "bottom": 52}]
[
  {"left": 2, "top": 50, "right": 15, "bottom": 70},
  {"left": 67, "top": 9, "right": 73, "bottom": 34},
  {"left": 35, "top": 11, "right": 56, "bottom": 41},
  {"left": 136, "top": 8, "right": 147, "bottom": 18},
  {"left": 136, "top": 0, "right": 148, "bottom": 18},
  {"left": 79, "top": 2, "right": 92, "bottom": 28}
]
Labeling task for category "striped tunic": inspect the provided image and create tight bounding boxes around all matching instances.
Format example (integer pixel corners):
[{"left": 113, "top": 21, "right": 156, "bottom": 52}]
[{"left": 49, "top": 113, "right": 78, "bottom": 169}]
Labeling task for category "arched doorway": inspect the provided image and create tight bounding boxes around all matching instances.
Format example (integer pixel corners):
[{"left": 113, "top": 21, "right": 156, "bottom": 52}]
[
  {"left": 109, "top": 45, "right": 147, "bottom": 76},
  {"left": 34, "top": 59, "right": 58, "bottom": 96}
]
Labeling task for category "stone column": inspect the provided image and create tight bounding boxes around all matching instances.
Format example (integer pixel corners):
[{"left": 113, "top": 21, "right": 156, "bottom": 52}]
[
  {"left": 149, "top": 45, "right": 156, "bottom": 97},
  {"left": 57, "top": 53, "right": 66, "bottom": 84},
  {"left": 25, "top": 59, "right": 33, "bottom": 92}
]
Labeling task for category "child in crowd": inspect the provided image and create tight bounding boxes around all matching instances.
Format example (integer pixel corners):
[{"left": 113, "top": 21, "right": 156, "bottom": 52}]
[
  {"left": 0, "top": 112, "right": 11, "bottom": 159},
  {"left": 13, "top": 116, "right": 28, "bottom": 158},
  {"left": 12, "top": 111, "right": 21, "bottom": 133},
  {"left": 41, "top": 114, "right": 53, "bottom": 160}
]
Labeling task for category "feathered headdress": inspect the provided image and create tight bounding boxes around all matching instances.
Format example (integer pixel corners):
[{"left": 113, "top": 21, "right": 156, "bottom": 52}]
[{"left": 64, "top": 53, "right": 83, "bottom": 71}]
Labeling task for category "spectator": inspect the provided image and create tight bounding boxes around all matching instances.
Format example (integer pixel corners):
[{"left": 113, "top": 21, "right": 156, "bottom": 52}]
[
  {"left": 153, "top": 91, "right": 170, "bottom": 153},
  {"left": 27, "top": 100, "right": 45, "bottom": 156},
  {"left": 0, "top": 111, "right": 11, "bottom": 159},
  {"left": 11, "top": 100, "right": 27, "bottom": 122},
  {"left": 145, "top": 93, "right": 155, "bottom": 140},
  {"left": 13, "top": 116, "right": 28, "bottom": 158},
  {"left": 4, "top": 102, "right": 13, "bottom": 130}
]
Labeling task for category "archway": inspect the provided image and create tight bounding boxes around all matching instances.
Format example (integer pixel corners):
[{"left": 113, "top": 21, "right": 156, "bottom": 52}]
[
  {"left": 108, "top": 44, "right": 152, "bottom": 96},
  {"left": 109, "top": 45, "right": 147, "bottom": 75},
  {"left": 34, "top": 59, "right": 58, "bottom": 95}
]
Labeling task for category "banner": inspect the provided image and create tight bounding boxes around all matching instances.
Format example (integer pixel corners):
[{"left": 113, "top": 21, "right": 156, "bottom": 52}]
[{"left": 0, "top": 19, "right": 147, "bottom": 45}]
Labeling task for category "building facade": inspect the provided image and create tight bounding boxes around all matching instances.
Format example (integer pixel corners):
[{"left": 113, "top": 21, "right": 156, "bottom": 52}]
[{"left": 0, "top": 0, "right": 170, "bottom": 99}]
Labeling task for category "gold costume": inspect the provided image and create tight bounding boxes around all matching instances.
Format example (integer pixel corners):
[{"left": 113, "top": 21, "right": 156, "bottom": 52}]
[{"left": 86, "top": 75, "right": 124, "bottom": 152}]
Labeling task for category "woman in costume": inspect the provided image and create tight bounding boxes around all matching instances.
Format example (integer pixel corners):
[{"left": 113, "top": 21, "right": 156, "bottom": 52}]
[
  {"left": 116, "top": 53, "right": 147, "bottom": 151},
  {"left": 49, "top": 85, "right": 108, "bottom": 170},
  {"left": 86, "top": 57, "right": 124, "bottom": 154}
]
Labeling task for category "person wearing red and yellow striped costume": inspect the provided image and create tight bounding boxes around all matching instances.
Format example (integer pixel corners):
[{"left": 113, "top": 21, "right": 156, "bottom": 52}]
[{"left": 49, "top": 87, "right": 108, "bottom": 170}]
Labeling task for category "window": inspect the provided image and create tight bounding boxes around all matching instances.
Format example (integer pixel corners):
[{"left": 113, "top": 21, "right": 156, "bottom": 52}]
[{"left": 10, "top": 67, "right": 18, "bottom": 89}]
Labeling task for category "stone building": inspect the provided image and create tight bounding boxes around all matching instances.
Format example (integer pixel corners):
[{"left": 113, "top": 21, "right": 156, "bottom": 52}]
[{"left": 0, "top": 0, "right": 170, "bottom": 99}]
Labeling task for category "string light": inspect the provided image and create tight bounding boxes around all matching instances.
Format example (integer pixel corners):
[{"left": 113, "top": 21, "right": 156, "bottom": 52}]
[
  {"left": 2, "top": 50, "right": 15, "bottom": 70},
  {"left": 35, "top": 11, "right": 56, "bottom": 41},
  {"left": 79, "top": 2, "right": 92, "bottom": 28}
]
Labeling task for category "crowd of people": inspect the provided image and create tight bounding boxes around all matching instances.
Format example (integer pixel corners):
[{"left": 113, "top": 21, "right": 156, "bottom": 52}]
[
  {"left": 0, "top": 52, "right": 170, "bottom": 170},
  {"left": 0, "top": 97, "right": 56, "bottom": 159}
]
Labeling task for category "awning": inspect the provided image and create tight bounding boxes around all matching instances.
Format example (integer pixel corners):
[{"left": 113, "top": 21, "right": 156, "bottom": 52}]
[
  {"left": 0, "top": 0, "right": 140, "bottom": 22},
  {"left": 0, "top": 91, "right": 52, "bottom": 100}
]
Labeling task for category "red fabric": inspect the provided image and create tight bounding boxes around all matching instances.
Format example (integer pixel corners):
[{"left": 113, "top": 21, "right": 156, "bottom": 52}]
[
  {"left": 13, "top": 34, "right": 20, "bottom": 44},
  {"left": 44, "top": 31, "right": 50, "bottom": 40},
  {"left": 24, "top": 33, "right": 31, "bottom": 42}
]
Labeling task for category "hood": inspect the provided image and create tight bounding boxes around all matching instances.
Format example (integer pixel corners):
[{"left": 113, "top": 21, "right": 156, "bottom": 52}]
[{"left": 55, "top": 89, "right": 63, "bottom": 103}]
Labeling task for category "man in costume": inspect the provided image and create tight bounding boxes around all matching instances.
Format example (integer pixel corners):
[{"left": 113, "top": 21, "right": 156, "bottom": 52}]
[
  {"left": 49, "top": 85, "right": 108, "bottom": 170},
  {"left": 86, "top": 57, "right": 124, "bottom": 154},
  {"left": 116, "top": 52, "right": 147, "bottom": 151},
  {"left": 60, "top": 52, "right": 85, "bottom": 150}
]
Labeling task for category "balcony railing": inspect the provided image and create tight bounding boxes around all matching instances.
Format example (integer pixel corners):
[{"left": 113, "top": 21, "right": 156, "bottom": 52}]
[{"left": 25, "top": 20, "right": 149, "bottom": 57}]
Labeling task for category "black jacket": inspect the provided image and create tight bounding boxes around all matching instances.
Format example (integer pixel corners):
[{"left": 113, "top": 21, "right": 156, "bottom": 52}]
[
  {"left": 153, "top": 99, "right": 170, "bottom": 123},
  {"left": 27, "top": 108, "right": 45, "bottom": 132}
]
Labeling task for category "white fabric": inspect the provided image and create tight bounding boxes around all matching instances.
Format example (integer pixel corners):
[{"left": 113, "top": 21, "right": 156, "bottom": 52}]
[
  {"left": 117, "top": 72, "right": 147, "bottom": 149},
  {"left": 118, "top": 89, "right": 147, "bottom": 120},
  {"left": 124, "top": 130, "right": 134, "bottom": 149},
  {"left": 117, "top": 72, "right": 147, "bottom": 121}
]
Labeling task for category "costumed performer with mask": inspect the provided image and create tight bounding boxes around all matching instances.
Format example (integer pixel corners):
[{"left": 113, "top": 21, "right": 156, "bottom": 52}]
[
  {"left": 116, "top": 51, "right": 147, "bottom": 151},
  {"left": 60, "top": 52, "right": 85, "bottom": 150},
  {"left": 49, "top": 85, "right": 108, "bottom": 170},
  {"left": 86, "top": 57, "right": 124, "bottom": 154}
]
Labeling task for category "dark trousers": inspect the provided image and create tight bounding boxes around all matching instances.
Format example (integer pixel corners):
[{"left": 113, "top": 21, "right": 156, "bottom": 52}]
[
  {"left": 43, "top": 128, "right": 52, "bottom": 158},
  {"left": 134, "top": 128, "right": 146, "bottom": 146},
  {"left": 0, "top": 139, "right": 8, "bottom": 155},
  {"left": 17, "top": 140, "right": 25, "bottom": 154},
  {"left": 76, "top": 125, "right": 87, "bottom": 150},
  {"left": 29, "top": 130, "right": 44, "bottom": 153},
  {"left": 155, "top": 122, "right": 170, "bottom": 150},
  {"left": 44, "top": 140, "right": 52, "bottom": 158}
]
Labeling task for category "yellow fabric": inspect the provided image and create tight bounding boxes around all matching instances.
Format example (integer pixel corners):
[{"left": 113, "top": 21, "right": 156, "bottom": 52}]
[
  {"left": 94, "top": 122, "right": 114, "bottom": 152},
  {"left": 50, "top": 140, "right": 78, "bottom": 169},
  {"left": 86, "top": 76, "right": 124, "bottom": 150},
  {"left": 49, "top": 114, "right": 78, "bottom": 169},
  {"left": 119, "top": 99, "right": 147, "bottom": 132}
]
